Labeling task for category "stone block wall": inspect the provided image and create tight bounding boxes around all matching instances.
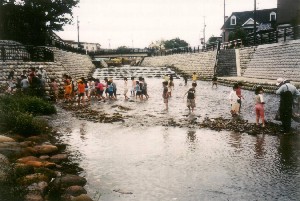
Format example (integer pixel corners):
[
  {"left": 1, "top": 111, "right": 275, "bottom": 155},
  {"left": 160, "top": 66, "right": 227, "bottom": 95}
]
[
  {"left": 242, "top": 40, "right": 300, "bottom": 82},
  {"left": 51, "top": 48, "right": 95, "bottom": 80},
  {"left": 0, "top": 48, "right": 95, "bottom": 94},
  {"left": 141, "top": 51, "right": 217, "bottom": 78},
  {"left": 239, "top": 47, "right": 256, "bottom": 76}
]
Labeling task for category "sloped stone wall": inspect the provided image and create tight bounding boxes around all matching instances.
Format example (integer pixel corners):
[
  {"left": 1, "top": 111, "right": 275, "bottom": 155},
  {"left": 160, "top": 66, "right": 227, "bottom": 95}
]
[
  {"left": 141, "top": 51, "right": 217, "bottom": 78},
  {"left": 243, "top": 40, "right": 300, "bottom": 82},
  {"left": 238, "top": 47, "right": 256, "bottom": 76},
  {"left": 0, "top": 48, "right": 95, "bottom": 94}
]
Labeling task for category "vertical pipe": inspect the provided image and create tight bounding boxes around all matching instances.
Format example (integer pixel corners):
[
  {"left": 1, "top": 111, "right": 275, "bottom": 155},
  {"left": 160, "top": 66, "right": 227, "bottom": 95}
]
[
  {"left": 253, "top": 0, "right": 256, "bottom": 45},
  {"left": 77, "top": 16, "right": 80, "bottom": 48}
]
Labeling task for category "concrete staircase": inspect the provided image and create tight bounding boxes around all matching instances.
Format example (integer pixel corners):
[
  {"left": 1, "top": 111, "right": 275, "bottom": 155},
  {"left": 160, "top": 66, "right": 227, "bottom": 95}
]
[{"left": 216, "top": 49, "right": 237, "bottom": 77}]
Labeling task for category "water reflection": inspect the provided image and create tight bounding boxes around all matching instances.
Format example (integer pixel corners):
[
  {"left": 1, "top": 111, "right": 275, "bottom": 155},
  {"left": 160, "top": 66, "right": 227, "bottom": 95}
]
[
  {"left": 186, "top": 130, "right": 197, "bottom": 151},
  {"left": 254, "top": 134, "right": 266, "bottom": 159},
  {"left": 228, "top": 132, "right": 242, "bottom": 152},
  {"left": 79, "top": 122, "right": 87, "bottom": 141},
  {"left": 278, "top": 134, "right": 299, "bottom": 171}
]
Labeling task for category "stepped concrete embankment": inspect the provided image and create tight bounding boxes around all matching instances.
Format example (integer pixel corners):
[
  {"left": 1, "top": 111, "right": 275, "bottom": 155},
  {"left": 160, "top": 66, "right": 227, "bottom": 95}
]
[
  {"left": 141, "top": 40, "right": 300, "bottom": 93},
  {"left": 141, "top": 51, "right": 217, "bottom": 78},
  {"left": 218, "top": 40, "right": 300, "bottom": 93}
]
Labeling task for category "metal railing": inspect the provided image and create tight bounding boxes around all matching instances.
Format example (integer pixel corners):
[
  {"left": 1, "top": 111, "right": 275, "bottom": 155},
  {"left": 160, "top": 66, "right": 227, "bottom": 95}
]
[
  {"left": 150, "top": 43, "right": 219, "bottom": 57},
  {"left": 0, "top": 45, "right": 54, "bottom": 62},
  {"left": 245, "top": 25, "right": 300, "bottom": 46},
  {"left": 222, "top": 25, "right": 300, "bottom": 48}
]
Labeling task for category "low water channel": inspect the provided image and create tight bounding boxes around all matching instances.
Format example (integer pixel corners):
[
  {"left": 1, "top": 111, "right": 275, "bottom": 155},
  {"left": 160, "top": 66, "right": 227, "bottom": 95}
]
[{"left": 52, "top": 66, "right": 300, "bottom": 201}]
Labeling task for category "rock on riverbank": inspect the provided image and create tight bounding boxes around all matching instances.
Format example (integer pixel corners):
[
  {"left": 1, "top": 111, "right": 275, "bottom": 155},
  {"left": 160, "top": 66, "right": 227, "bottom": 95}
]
[{"left": 0, "top": 128, "right": 93, "bottom": 201}]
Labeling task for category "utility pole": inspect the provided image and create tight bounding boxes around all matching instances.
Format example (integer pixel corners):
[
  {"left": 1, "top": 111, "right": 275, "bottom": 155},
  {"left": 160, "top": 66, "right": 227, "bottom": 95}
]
[
  {"left": 203, "top": 16, "right": 206, "bottom": 48},
  {"left": 254, "top": 0, "right": 257, "bottom": 45},
  {"left": 223, "top": 0, "right": 226, "bottom": 42},
  {"left": 77, "top": 16, "right": 80, "bottom": 48},
  {"left": 108, "top": 39, "right": 111, "bottom": 49}
]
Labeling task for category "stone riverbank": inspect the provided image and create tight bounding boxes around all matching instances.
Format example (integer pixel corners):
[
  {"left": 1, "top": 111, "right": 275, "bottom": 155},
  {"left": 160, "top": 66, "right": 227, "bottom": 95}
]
[{"left": 0, "top": 116, "right": 93, "bottom": 201}]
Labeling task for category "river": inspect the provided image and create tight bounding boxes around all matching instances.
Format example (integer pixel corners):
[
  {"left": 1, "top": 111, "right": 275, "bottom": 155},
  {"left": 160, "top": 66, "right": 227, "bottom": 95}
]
[{"left": 52, "top": 66, "right": 300, "bottom": 201}]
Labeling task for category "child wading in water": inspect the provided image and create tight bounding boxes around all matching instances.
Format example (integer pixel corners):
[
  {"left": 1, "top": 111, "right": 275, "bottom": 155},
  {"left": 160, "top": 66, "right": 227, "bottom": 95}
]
[
  {"left": 184, "top": 82, "right": 197, "bottom": 113},
  {"left": 162, "top": 81, "right": 169, "bottom": 110},
  {"left": 255, "top": 86, "right": 265, "bottom": 127},
  {"left": 212, "top": 75, "right": 218, "bottom": 88},
  {"left": 123, "top": 77, "right": 129, "bottom": 100},
  {"left": 77, "top": 79, "right": 85, "bottom": 106},
  {"left": 228, "top": 84, "right": 240, "bottom": 117}
]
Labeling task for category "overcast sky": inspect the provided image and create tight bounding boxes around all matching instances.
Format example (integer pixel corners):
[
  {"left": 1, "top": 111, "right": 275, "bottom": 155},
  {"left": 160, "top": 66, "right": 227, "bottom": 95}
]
[{"left": 55, "top": 0, "right": 277, "bottom": 49}]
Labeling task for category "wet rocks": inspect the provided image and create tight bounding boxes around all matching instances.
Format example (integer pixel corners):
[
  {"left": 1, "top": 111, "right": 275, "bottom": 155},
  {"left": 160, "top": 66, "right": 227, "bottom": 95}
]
[
  {"left": 61, "top": 104, "right": 125, "bottom": 123},
  {"left": 0, "top": 135, "right": 15, "bottom": 143},
  {"left": 65, "top": 185, "right": 87, "bottom": 197},
  {"left": 199, "top": 116, "right": 290, "bottom": 135},
  {"left": 33, "top": 144, "right": 58, "bottom": 155},
  {"left": 0, "top": 128, "right": 92, "bottom": 201},
  {"left": 55, "top": 174, "right": 87, "bottom": 188}
]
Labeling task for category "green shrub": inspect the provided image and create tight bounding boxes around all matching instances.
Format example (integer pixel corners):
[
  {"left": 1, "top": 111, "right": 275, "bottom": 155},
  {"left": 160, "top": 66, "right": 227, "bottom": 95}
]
[
  {"left": 0, "top": 111, "right": 47, "bottom": 136},
  {"left": 0, "top": 94, "right": 55, "bottom": 136},
  {"left": 0, "top": 95, "right": 56, "bottom": 115}
]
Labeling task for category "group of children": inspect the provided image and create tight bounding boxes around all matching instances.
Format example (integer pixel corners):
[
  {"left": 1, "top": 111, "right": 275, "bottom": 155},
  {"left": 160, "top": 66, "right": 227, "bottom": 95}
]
[
  {"left": 59, "top": 75, "right": 151, "bottom": 106},
  {"left": 163, "top": 74, "right": 196, "bottom": 113},
  {"left": 129, "top": 77, "right": 150, "bottom": 101},
  {"left": 162, "top": 76, "right": 266, "bottom": 127},
  {"left": 59, "top": 72, "right": 266, "bottom": 127}
]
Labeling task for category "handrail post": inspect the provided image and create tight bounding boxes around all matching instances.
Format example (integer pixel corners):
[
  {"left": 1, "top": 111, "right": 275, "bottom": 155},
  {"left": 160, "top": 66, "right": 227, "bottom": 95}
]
[{"left": 284, "top": 28, "right": 287, "bottom": 42}]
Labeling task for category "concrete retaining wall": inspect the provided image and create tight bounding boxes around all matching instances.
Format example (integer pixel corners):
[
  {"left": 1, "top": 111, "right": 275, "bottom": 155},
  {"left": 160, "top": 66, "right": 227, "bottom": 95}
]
[
  {"left": 141, "top": 51, "right": 217, "bottom": 78},
  {"left": 0, "top": 48, "right": 95, "bottom": 94}
]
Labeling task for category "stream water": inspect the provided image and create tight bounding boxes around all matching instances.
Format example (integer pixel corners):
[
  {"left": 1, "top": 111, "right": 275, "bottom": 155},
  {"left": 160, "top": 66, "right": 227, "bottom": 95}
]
[{"left": 52, "top": 66, "right": 300, "bottom": 201}]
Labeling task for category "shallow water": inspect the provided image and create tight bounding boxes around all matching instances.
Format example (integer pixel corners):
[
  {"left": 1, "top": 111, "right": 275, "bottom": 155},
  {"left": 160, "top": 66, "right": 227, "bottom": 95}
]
[{"left": 52, "top": 66, "right": 300, "bottom": 201}]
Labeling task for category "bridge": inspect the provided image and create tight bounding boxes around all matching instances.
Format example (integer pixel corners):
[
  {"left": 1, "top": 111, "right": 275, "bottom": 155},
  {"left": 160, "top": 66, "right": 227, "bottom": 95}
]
[{"left": 92, "top": 52, "right": 148, "bottom": 59}]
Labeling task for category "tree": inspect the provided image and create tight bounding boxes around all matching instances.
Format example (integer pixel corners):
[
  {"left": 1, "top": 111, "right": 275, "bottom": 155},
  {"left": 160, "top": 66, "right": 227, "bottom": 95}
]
[
  {"left": 208, "top": 35, "right": 222, "bottom": 44},
  {"left": 0, "top": 0, "right": 79, "bottom": 45},
  {"left": 116, "top": 46, "right": 131, "bottom": 54},
  {"left": 163, "top": 38, "right": 189, "bottom": 49},
  {"left": 228, "top": 26, "right": 247, "bottom": 44}
]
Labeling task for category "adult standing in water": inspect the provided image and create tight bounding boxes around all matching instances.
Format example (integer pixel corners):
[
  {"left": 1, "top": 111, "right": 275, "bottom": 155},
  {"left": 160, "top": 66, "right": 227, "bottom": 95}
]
[{"left": 275, "top": 78, "right": 300, "bottom": 133}]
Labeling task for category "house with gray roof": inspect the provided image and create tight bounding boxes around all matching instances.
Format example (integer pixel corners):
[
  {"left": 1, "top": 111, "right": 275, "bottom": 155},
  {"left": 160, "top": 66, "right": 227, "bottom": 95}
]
[{"left": 221, "top": 8, "right": 277, "bottom": 42}]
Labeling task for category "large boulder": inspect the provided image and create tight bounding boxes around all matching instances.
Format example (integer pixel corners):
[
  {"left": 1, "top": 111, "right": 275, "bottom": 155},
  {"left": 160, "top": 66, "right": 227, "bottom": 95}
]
[
  {"left": 52, "top": 174, "right": 87, "bottom": 189},
  {"left": 0, "top": 141, "right": 22, "bottom": 157},
  {"left": 18, "top": 173, "right": 50, "bottom": 186},
  {"left": 71, "top": 194, "right": 93, "bottom": 201},
  {"left": 0, "top": 135, "right": 15, "bottom": 143},
  {"left": 50, "top": 154, "right": 68, "bottom": 162},
  {"left": 27, "top": 181, "right": 48, "bottom": 195},
  {"left": 24, "top": 192, "right": 44, "bottom": 201},
  {"left": 65, "top": 185, "right": 87, "bottom": 197},
  {"left": 16, "top": 156, "right": 56, "bottom": 168},
  {"left": 33, "top": 144, "right": 58, "bottom": 155}
]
